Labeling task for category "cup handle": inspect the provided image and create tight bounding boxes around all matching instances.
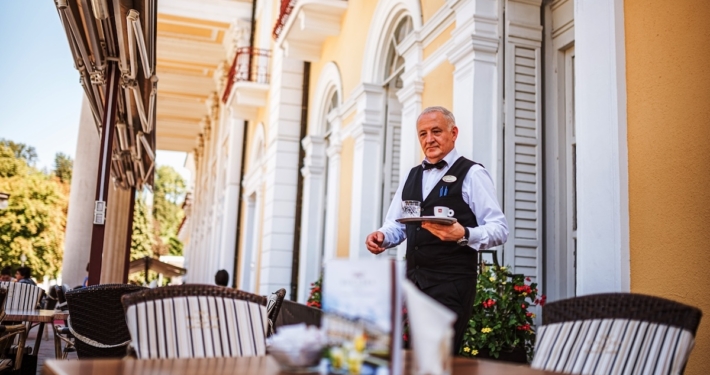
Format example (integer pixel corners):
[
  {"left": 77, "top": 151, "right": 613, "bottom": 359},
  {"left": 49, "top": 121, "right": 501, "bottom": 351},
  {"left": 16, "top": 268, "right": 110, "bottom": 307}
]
[{"left": 447, "top": 209, "right": 454, "bottom": 217}]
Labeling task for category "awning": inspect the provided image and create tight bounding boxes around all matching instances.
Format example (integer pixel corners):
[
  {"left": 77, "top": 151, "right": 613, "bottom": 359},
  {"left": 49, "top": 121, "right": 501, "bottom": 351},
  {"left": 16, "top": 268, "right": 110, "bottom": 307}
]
[
  {"left": 129, "top": 256, "right": 187, "bottom": 278},
  {"left": 54, "top": 0, "right": 158, "bottom": 190}
]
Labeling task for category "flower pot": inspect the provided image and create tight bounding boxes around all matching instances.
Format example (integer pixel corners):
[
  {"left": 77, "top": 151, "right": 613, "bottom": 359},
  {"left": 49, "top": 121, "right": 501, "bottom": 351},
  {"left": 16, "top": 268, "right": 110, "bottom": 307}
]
[{"left": 476, "top": 346, "right": 528, "bottom": 364}]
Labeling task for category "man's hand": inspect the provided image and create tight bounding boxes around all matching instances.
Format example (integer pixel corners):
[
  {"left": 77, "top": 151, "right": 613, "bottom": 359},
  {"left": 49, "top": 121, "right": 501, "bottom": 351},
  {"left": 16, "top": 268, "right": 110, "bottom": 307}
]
[
  {"left": 421, "top": 221, "right": 465, "bottom": 242},
  {"left": 365, "top": 231, "right": 387, "bottom": 254}
]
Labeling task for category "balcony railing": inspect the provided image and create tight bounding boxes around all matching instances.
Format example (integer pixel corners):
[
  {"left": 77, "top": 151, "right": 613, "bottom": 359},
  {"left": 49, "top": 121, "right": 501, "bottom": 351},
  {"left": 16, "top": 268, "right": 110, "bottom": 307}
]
[
  {"left": 222, "top": 47, "right": 271, "bottom": 104},
  {"left": 272, "top": 0, "right": 297, "bottom": 40}
]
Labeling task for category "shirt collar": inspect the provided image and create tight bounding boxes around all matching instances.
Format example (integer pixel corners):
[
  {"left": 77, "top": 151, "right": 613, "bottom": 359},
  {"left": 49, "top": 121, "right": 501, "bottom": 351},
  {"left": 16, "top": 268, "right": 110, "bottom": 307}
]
[{"left": 423, "top": 148, "right": 459, "bottom": 169}]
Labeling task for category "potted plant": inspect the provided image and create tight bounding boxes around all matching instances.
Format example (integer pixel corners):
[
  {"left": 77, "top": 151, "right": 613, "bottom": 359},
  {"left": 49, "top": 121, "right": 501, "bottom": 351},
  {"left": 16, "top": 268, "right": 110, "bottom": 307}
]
[
  {"left": 459, "top": 258, "right": 545, "bottom": 363},
  {"left": 306, "top": 276, "right": 322, "bottom": 309}
]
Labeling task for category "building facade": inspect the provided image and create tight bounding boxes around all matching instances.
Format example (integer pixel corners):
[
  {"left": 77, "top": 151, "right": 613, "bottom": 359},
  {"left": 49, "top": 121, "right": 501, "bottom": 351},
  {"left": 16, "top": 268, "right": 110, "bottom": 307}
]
[{"left": 145, "top": 0, "right": 708, "bottom": 372}]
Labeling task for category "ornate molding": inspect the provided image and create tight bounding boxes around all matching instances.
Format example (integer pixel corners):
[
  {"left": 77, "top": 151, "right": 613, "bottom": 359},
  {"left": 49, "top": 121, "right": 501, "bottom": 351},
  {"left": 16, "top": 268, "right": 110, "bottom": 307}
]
[{"left": 276, "top": 0, "right": 348, "bottom": 62}]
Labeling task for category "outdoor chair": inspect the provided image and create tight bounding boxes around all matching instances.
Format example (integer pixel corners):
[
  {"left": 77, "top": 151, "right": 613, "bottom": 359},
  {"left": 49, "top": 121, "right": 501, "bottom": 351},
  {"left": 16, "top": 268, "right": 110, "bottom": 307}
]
[
  {"left": 54, "top": 285, "right": 69, "bottom": 311},
  {"left": 531, "top": 293, "right": 702, "bottom": 375},
  {"left": 0, "top": 289, "right": 28, "bottom": 373},
  {"left": 274, "top": 299, "right": 322, "bottom": 331},
  {"left": 122, "top": 284, "right": 268, "bottom": 359},
  {"left": 0, "top": 282, "right": 43, "bottom": 312},
  {"left": 64, "top": 284, "right": 146, "bottom": 359},
  {"left": 266, "top": 288, "right": 286, "bottom": 337}
]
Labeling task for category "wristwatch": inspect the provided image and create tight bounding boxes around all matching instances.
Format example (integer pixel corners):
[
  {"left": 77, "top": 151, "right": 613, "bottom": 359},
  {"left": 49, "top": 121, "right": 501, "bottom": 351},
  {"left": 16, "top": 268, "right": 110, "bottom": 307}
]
[{"left": 457, "top": 227, "right": 470, "bottom": 246}]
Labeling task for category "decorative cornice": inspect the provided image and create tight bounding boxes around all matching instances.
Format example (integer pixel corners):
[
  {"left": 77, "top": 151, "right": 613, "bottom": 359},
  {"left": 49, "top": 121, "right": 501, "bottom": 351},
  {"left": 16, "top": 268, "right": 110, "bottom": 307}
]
[{"left": 275, "top": 0, "right": 348, "bottom": 62}]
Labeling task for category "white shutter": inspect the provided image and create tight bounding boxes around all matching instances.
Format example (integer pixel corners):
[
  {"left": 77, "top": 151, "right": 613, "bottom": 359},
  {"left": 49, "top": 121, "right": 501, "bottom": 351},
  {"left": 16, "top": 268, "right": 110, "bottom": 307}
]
[{"left": 503, "top": 0, "right": 543, "bottom": 283}]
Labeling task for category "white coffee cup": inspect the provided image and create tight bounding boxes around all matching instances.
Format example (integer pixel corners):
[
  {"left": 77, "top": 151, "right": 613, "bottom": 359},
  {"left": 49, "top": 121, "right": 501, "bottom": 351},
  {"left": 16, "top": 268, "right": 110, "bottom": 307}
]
[{"left": 433, "top": 206, "right": 454, "bottom": 218}]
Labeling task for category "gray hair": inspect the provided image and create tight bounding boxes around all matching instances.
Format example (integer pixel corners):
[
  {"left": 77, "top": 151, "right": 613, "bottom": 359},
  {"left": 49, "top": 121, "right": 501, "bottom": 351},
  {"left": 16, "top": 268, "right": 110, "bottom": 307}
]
[{"left": 417, "top": 106, "right": 456, "bottom": 129}]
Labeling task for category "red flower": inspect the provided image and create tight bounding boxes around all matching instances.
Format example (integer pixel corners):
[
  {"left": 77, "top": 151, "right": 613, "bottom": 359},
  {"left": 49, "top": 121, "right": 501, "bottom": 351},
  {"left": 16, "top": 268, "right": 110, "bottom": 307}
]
[
  {"left": 521, "top": 303, "right": 526, "bottom": 309},
  {"left": 539, "top": 295, "right": 547, "bottom": 306},
  {"left": 526, "top": 277, "right": 531, "bottom": 282},
  {"left": 526, "top": 312, "right": 533, "bottom": 317},
  {"left": 403, "top": 333, "right": 409, "bottom": 342}
]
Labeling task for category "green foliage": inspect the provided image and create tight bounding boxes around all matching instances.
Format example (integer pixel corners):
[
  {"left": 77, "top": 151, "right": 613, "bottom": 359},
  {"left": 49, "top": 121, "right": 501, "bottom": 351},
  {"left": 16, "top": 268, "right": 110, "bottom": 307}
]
[
  {"left": 459, "top": 264, "right": 544, "bottom": 362},
  {"left": 53, "top": 153, "right": 73, "bottom": 184},
  {"left": 0, "top": 144, "right": 67, "bottom": 279},
  {"left": 152, "top": 166, "right": 186, "bottom": 256},
  {"left": 0, "top": 145, "right": 29, "bottom": 178},
  {"left": 0, "top": 139, "right": 37, "bottom": 166},
  {"left": 130, "top": 194, "right": 154, "bottom": 261}
]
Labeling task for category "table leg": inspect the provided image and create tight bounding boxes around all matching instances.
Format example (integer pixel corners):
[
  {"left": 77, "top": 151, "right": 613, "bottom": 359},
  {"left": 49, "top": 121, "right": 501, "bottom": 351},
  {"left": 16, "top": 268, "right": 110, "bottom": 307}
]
[{"left": 33, "top": 322, "right": 45, "bottom": 356}]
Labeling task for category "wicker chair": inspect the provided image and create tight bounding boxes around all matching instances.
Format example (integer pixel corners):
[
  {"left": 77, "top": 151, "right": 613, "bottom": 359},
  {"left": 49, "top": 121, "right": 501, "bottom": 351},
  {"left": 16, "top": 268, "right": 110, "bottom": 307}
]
[
  {"left": 531, "top": 293, "right": 702, "bottom": 375},
  {"left": 0, "top": 289, "right": 28, "bottom": 373},
  {"left": 274, "top": 299, "right": 322, "bottom": 330},
  {"left": 266, "top": 288, "right": 286, "bottom": 336},
  {"left": 63, "top": 284, "right": 146, "bottom": 359},
  {"left": 121, "top": 284, "right": 268, "bottom": 359}
]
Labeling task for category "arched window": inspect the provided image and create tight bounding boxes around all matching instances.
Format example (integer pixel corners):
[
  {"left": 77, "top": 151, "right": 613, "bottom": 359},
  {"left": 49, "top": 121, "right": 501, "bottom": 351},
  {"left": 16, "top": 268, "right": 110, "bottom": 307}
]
[{"left": 380, "top": 16, "right": 413, "bottom": 234}]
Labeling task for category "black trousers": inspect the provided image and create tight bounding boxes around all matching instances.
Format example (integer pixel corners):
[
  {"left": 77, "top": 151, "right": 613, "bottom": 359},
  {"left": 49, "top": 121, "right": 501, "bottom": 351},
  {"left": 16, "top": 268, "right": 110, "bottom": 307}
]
[{"left": 417, "top": 277, "right": 477, "bottom": 355}]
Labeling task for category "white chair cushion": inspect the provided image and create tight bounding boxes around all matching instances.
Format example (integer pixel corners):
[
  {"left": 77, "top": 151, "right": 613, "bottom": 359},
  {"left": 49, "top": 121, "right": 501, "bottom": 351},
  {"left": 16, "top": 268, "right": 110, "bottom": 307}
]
[
  {"left": 125, "top": 295, "right": 268, "bottom": 359},
  {"left": 531, "top": 318, "right": 695, "bottom": 375}
]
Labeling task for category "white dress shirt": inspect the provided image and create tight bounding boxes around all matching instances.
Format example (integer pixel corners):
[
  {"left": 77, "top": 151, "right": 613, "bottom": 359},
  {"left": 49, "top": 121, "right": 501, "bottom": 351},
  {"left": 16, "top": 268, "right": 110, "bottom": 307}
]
[{"left": 378, "top": 149, "right": 509, "bottom": 250}]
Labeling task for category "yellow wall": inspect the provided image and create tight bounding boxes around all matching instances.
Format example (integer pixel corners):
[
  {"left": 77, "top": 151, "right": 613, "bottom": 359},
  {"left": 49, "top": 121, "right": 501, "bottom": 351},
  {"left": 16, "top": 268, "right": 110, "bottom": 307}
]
[
  {"left": 336, "top": 137, "right": 355, "bottom": 258},
  {"left": 421, "top": 61, "right": 454, "bottom": 112},
  {"left": 308, "top": 0, "right": 379, "bottom": 112},
  {"left": 420, "top": 0, "right": 447, "bottom": 25},
  {"left": 423, "top": 22, "right": 455, "bottom": 61},
  {"left": 625, "top": 1, "right": 710, "bottom": 374}
]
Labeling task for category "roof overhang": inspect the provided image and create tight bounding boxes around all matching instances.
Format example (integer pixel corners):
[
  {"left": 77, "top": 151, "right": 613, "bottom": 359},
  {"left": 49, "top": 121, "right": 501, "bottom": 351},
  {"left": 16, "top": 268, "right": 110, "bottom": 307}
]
[{"left": 275, "top": 0, "right": 348, "bottom": 62}]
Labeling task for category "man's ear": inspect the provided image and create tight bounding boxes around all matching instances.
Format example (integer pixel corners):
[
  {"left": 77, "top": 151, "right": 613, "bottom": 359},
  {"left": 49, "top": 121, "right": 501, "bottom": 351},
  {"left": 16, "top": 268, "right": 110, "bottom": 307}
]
[{"left": 451, "top": 125, "right": 459, "bottom": 141}]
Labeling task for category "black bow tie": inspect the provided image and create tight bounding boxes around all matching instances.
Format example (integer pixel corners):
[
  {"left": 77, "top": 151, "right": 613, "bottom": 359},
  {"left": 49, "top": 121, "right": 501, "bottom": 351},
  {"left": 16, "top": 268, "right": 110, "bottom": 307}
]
[{"left": 422, "top": 160, "right": 447, "bottom": 170}]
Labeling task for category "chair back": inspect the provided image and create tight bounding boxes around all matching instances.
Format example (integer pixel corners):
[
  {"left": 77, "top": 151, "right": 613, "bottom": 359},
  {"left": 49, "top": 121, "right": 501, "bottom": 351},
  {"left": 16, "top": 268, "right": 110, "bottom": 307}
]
[
  {"left": 0, "top": 289, "right": 7, "bottom": 321},
  {"left": 274, "top": 299, "right": 322, "bottom": 331},
  {"left": 65, "top": 284, "right": 146, "bottom": 358},
  {"left": 121, "top": 285, "right": 268, "bottom": 359},
  {"left": 266, "top": 288, "right": 286, "bottom": 336},
  {"left": 0, "top": 281, "right": 43, "bottom": 311},
  {"left": 531, "top": 293, "right": 702, "bottom": 375}
]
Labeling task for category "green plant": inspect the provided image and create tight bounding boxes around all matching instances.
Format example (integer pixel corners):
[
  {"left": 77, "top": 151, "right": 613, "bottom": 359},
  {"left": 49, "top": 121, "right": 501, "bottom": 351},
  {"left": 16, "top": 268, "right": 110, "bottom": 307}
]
[
  {"left": 459, "top": 263, "right": 545, "bottom": 362},
  {"left": 306, "top": 276, "right": 322, "bottom": 309}
]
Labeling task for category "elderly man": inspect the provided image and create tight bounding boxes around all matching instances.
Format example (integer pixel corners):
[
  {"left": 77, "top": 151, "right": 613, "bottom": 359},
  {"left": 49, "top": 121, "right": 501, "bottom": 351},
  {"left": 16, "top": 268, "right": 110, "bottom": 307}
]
[{"left": 365, "top": 106, "right": 508, "bottom": 353}]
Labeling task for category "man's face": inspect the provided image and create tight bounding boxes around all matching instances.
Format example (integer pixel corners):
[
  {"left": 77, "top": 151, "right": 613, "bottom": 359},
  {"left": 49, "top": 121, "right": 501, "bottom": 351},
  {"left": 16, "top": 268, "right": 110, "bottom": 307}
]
[
  {"left": 417, "top": 112, "right": 458, "bottom": 163},
  {"left": 14, "top": 271, "right": 20, "bottom": 280}
]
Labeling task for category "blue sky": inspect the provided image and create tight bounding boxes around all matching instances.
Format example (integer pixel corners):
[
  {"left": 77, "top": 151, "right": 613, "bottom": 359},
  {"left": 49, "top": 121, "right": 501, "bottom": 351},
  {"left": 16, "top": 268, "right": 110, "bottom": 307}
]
[{"left": 0, "top": 2, "right": 189, "bottom": 181}]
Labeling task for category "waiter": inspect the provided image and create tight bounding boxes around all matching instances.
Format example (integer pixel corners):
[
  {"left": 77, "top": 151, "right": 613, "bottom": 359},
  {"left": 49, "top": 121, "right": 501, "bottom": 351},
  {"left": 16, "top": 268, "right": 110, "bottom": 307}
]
[{"left": 365, "top": 106, "right": 508, "bottom": 354}]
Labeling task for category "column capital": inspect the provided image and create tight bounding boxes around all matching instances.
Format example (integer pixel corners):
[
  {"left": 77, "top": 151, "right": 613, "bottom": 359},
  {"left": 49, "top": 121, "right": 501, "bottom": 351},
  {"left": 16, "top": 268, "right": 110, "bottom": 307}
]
[{"left": 396, "top": 77, "right": 424, "bottom": 105}]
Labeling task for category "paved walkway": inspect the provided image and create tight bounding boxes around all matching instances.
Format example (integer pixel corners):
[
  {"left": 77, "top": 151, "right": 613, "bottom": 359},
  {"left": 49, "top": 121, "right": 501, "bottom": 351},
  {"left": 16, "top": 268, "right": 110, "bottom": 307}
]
[{"left": 27, "top": 323, "right": 77, "bottom": 375}]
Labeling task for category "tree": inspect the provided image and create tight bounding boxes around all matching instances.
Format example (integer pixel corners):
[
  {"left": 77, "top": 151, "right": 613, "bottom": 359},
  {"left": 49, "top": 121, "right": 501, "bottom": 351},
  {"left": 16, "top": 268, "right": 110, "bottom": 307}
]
[
  {"left": 53, "top": 153, "right": 73, "bottom": 184},
  {"left": 130, "top": 193, "right": 154, "bottom": 261},
  {"left": 0, "top": 144, "right": 67, "bottom": 279},
  {"left": 0, "top": 139, "right": 38, "bottom": 166},
  {"left": 152, "top": 166, "right": 186, "bottom": 256}
]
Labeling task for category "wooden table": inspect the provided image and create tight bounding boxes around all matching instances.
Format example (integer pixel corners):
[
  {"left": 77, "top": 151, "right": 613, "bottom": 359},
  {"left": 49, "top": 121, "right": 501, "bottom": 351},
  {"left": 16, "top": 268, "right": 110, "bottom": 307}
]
[
  {"left": 43, "top": 356, "right": 558, "bottom": 375},
  {"left": 4, "top": 309, "right": 69, "bottom": 357}
]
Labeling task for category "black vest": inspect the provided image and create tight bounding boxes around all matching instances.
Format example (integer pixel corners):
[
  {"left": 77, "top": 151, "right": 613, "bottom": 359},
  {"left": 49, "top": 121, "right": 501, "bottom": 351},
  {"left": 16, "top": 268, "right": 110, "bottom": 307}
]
[{"left": 403, "top": 157, "right": 480, "bottom": 288}]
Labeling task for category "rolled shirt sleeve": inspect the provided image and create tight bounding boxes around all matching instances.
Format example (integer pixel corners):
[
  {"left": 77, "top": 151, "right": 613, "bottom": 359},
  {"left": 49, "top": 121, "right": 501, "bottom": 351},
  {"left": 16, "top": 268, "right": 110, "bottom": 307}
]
[{"left": 463, "top": 166, "right": 509, "bottom": 250}]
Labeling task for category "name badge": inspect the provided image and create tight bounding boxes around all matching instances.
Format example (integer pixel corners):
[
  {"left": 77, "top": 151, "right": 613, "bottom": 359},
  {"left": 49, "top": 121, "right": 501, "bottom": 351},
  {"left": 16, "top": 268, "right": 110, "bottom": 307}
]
[{"left": 442, "top": 175, "right": 457, "bottom": 183}]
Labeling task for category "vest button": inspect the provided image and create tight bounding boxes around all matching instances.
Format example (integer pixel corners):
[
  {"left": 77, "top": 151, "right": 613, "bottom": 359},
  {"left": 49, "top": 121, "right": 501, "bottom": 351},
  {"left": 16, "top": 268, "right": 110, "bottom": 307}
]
[
  {"left": 416, "top": 266, "right": 420, "bottom": 270},
  {"left": 414, "top": 246, "right": 419, "bottom": 250},
  {"left": 416, "top": 227, "right": 420, "bottom": 231}
]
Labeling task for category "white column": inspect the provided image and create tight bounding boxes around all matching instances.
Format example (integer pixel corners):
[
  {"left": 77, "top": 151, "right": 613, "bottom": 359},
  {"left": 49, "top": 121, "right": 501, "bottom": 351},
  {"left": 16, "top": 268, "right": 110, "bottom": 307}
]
[
  {"left": 62, "top": 96, "right": 100, "bottom": 287},
  {"left": 447, "top": 0, "right": 502, "bottom": 186},
  {"left": 322, "top": 134, "right": 342, "bottom": 263},
  {"left": 218, "top": 114, "right": 246, "bottom": 286},
  {"left": 348, "top": 84, "right": 385, "bottom": 260},
  {"left": 574, "top": 0, "right": 629, "bottom": 294},
  {"left": 297, "top": 135, "right": 326, "bottom": 302},
  {"left": 258, "top": 49, "right": 303, "bottom": 294}
]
